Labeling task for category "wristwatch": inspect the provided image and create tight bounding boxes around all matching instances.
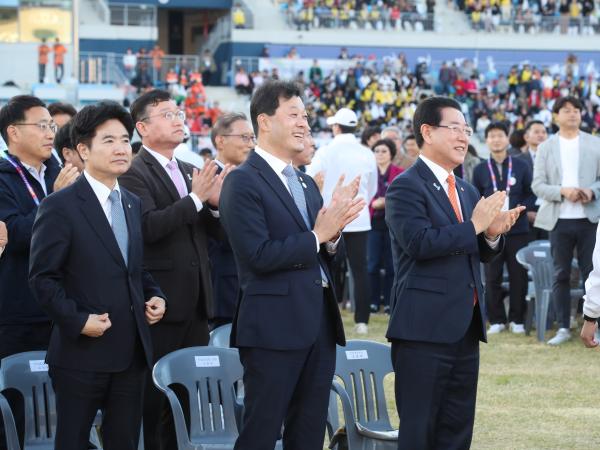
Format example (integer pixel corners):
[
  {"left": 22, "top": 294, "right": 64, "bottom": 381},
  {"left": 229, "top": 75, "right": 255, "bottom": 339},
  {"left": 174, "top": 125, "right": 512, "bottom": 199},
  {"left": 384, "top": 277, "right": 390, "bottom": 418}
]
[{"left": 583, "top": 314, "right": 598, "bottom": 323}]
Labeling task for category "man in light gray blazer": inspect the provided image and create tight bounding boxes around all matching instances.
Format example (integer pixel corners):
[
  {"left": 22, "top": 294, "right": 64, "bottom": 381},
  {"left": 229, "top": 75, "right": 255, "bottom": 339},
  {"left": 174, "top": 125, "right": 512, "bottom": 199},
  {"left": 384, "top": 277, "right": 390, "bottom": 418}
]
[{"left": 532, "top": 96, "right": 600, "bottom": 345}]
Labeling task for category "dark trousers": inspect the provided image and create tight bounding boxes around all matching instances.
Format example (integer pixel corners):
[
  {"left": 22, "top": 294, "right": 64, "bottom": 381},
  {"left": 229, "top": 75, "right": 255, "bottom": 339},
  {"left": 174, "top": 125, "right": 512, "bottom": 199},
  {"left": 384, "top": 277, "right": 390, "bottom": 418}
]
[
  {"left": 335, "top": 231, "right": 370, "bottom": 324},
  {"left": 38, "top": 64, "right": 46, "bottom": 83},
  {"left": 391, "top": 306, "right": 482, "bottom": 450},
  {"left": 528, "top": 224, "right": 549, "bottom": 242},
  {"left": 143, "top": 315, "right": 210, "bottom": 450},
  {"left": 55, "top": 64, "right": 64, "bottom": 83},
  {"left": 49, "top": 342, "right": 146, "bottom": 450},
  {"left": 367, "top": 227, "right": 394, "bottom": 307},
  {"left": 0, "top": 322, "right": 51, "bottom": 450},
  {"left": 549, "top": 219, "right": 596, "bottom": 329},
  {"left": 234, "top": 294, "right": 336, "bottom": 450},
  {"left": 484, "top": 233, "right": 530, "bottom": 325}
]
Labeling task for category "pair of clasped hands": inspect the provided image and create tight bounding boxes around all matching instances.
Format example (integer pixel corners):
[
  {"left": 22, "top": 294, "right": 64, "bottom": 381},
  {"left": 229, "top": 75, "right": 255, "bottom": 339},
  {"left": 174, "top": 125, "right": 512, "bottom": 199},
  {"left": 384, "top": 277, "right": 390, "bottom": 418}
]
[
  {"left": 560, "top": 187, "right": 595, "bottom": 204},
  {"left": 470, "top": 190, "right": 525, "bottom": 239}
]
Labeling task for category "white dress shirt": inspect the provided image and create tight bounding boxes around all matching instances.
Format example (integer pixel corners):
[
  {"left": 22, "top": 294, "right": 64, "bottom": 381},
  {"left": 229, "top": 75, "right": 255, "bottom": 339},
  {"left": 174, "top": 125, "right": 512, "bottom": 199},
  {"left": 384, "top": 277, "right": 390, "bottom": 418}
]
[
  {"left": 419, "top": 154, "right": 499, "bottom": 248},
  {"left": 84, "top": 171, "right": 120, "bottom": 226},
  {"left": 584, "top": 224, "right": 600, "bottom": 318},
  {"left": 21, "top": 162, "right": 48, "bottom": 196},
  {"left": 306, "top": 133, "right": 378, "bottom": 232},
  {"left": 144, "top": 146, "right": 203, "bottom": 212},
  {"left": 558, "top": 135, "right": 586, "bottom": 219},
  {"left": 254, "top": 146, "right": 338, "bottom": 252}
]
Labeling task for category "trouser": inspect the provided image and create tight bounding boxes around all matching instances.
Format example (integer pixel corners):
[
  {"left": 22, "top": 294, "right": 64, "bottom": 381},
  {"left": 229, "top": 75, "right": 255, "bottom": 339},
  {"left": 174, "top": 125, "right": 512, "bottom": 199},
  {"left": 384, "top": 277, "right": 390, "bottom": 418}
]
[
  {"left": 234, "top": 294, "right": 336, "bottom": 450},
  {"left": 0, "top": 322, "right": 52, "bottom": 450},
  {"left": 549, "top": 219, "right": 596, "bottom": 329},
  {"left": 484, "top": 233, "right": 529, "bottom": 325},
  {"left": 335, "top": 231, "right": 370, "bottom": 324},
  {"left": 50, "top": 342, "right": 146, "bottom": 450},
  {"left": 55, "top": 64, "right": 64, "bottom": 83},
  {"left": 392, "top": 305, "right": 482, "bottom": 450},
  {"left": 38, "top": 64, "right": 46, "bottom": 83},
  {"left": 143, "top": 315, "right": 210, "bottom": 450},
  {"left": 367, "top": 228, "right": 394, "bottom": 308}
]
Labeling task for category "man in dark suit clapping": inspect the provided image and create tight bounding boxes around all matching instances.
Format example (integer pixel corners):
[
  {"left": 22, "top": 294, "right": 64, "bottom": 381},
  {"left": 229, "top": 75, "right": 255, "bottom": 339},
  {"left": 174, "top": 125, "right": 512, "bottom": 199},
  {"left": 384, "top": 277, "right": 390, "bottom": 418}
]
[{"left": 29, "top": 101, "right": 166, "bottom": 450}]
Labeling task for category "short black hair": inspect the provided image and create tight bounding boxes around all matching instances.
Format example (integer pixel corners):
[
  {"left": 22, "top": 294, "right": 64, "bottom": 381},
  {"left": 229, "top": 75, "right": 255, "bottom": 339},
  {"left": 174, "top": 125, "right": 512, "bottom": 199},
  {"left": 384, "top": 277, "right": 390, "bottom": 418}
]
[
  {"left": 360, "top": 126, "right": 380, "bottom": 146},
  {"left": 371, "top": 138, "right": 397, "bottom": 159},
  {"left": 54, "top": 120, "right": 73, "bottom": 162},
  {"left": 509, "top": 129, "right": 526, "bottom": 150},
  {"left": 524, "top": 120, "right": 545, "bottom": 133},
  {"left": 0, "top": 95, "right": 46, "bottom": 144},
  {"left": 250, "top": 80, "right": 302, "bottom": 137},
  {"left": 71, "top": 101, "right": 134, "bottom": 149},
  {"left": 211, "top": 112, "right": 248, "bottom": 147},
  {"left": 48, "top": 102, "right": 77, "bottom": 118},
  {"left": 404, "top": 134, "right": 416, "bottom": 144},
  {"left": 412, "top": 96, "right": 462, "bottom": 148},
  {"left": 130, "top": 89, "right": 172, "bottom": 123},
  {"left": 484, "top": 121, "right": 509, "bottom": 138},
  {"left": 553, "top": 96, "right": 583, "bottom": 114},
  {"left": 131, "top": 141, "right": 143, "bottom": 155},
  {"left": 199, "top": 148, "right": 213, "bottom": 157}
]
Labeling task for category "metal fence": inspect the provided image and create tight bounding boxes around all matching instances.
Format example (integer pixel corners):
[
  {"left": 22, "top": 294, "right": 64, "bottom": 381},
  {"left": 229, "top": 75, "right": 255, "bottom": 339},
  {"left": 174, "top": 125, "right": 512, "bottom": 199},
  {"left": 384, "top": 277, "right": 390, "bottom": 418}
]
[{"left": 109, "top": 2, "right": 157, "bottom": 27}]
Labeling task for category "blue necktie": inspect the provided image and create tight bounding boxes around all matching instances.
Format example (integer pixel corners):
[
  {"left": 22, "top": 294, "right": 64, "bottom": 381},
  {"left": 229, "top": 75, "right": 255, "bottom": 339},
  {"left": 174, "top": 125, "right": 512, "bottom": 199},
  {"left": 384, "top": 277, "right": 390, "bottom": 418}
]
[
  {"left": 109, "top": 190, "right": 129, "bottom": 266},
  {"left": 282, "top": 165, "right": 329, "bottom": 286}
]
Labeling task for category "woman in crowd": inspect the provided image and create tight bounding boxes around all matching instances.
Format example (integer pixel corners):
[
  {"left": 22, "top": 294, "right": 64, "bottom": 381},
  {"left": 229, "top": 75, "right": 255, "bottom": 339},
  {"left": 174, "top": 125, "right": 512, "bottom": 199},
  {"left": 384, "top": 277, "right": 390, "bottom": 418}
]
[{"left": 368, "top": 138, "right": 403, "bottom": 313}]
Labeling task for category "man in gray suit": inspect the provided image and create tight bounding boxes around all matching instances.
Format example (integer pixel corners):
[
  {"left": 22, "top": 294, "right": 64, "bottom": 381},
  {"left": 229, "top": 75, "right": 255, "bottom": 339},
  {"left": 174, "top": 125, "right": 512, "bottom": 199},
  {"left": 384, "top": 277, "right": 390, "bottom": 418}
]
[{"left": 532, "top": 96, "right": 600, "bottom": 345}]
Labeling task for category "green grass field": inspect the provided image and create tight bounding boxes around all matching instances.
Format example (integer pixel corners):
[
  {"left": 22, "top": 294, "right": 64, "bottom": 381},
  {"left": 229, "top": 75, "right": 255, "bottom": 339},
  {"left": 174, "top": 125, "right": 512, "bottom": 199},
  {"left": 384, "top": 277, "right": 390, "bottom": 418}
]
[{"left": 333, "top": 309, "right": 600, "bottom": 450}]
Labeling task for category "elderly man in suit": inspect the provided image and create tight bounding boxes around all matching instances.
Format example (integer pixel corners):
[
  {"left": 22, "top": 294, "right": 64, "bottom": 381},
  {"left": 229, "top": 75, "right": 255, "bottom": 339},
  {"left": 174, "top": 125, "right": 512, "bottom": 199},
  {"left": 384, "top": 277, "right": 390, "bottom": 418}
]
[
  {"left": 385, "top": 96, "right": 523, "bottom": 449},
  {"left": 119, "top": 89, "right": 227, "bottom": 450},
  {"left": 29, "top": 101, "right": 166, "bottom": 450},
  {"left": 219, "top": 80, "right": 364, "bottom": 450},
  {"left": 532, "top": 96, "right": 600, "bottom": 345}
]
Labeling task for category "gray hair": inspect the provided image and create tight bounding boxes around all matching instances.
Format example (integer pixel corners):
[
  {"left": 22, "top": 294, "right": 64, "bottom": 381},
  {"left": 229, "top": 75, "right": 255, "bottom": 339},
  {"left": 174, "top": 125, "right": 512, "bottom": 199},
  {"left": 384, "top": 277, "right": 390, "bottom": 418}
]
[{"left": 210, "top": 112, "right": 249, "bottom": 148}]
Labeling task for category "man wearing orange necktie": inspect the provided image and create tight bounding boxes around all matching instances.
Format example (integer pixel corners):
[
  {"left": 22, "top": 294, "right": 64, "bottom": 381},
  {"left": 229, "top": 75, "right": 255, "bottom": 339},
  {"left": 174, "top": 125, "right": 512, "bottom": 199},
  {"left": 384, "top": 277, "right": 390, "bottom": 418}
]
[{"left": 385, "top": 96, "right": 524, "bottom": 449}]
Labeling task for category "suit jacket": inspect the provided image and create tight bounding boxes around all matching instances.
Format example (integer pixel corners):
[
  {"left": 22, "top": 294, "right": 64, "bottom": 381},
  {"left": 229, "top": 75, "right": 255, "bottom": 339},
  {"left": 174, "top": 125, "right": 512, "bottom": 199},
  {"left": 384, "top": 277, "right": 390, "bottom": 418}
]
[
  {"left": 119, "top": 148, "right": 217, "bottom": 322},
  {"left": 29, "top": 176, "right": 165, "bottom": 371},
  {"left": 385, "top": 158, "right": 503, "bottom": 344},
  {"left": 532, "top": 131, "right": 600, "bottom": 231},
  {"left": 219, "top": 150, "right": 345, "bottom": 350}
]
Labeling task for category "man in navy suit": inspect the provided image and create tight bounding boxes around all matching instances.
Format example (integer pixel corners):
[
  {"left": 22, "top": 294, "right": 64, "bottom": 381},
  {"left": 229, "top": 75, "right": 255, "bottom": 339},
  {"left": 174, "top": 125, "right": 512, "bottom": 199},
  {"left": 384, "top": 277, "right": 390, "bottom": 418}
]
[
  {"left": 29, "top": 102, "right": 166, "bottom": 450},
  {"left": 385, "top": 97, "right": 523, "bottom": 449},
  {"left": 219, "top": 80, "right": 364, "bottom": 450}
]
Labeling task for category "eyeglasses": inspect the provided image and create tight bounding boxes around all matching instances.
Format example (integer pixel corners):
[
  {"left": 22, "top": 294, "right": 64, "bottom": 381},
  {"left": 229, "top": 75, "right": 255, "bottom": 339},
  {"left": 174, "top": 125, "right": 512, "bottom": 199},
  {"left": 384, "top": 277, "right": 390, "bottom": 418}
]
[
  {"left": 434, "top": 124, "right": 473, "bottom": 137},
  {"left": 13, "top": 122, "right": 58, "bottom": 133},
  {"left": 141, "top": 110, "right": 186, "bottom": 122},
  {"left": 222, "top": 134, "right": 257, "bottom": 144}
]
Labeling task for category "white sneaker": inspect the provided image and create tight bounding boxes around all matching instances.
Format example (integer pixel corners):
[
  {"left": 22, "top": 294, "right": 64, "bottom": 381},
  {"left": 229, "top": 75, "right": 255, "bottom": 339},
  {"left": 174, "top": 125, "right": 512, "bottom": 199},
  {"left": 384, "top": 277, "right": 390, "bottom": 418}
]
[
  {"left": 509, "top": 322, "right": 525, "bottom": 334},
  {"left": 487, "top": 323, "right": 506, "bottom": 334},
  {"left": 547, "top": 328, "right": 571, "bottom": 346},
  {"left": 354, "top": 323, "right": 368, "bottom": 335}
]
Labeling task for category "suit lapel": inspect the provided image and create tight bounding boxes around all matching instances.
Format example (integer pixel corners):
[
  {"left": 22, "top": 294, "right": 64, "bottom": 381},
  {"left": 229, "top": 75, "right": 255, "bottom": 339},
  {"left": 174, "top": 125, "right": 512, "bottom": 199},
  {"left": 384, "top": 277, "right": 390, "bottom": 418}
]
[
  {"left": 415, "top": 159, "right": 459, "bottom": 224},
  {"left": 177, "top": 159, "right": 194, "bottom": 194},
  {"left": 139, "top": 148, "right": 181, "bottom": 202},
  {"left": 76, "top": 177, "right": 126, "bottom": 268},
  {"left": 550, "top": 136, "right": 563, "bottom": 182},
  {"left": 455, "top": 177, "right": 473, "bottom": 222},
  {"left": 121, "top": 189, "right": 138, "bottom": 272},
  {"left": 248, "top": 151, "right": 309, "bottom": 231}
]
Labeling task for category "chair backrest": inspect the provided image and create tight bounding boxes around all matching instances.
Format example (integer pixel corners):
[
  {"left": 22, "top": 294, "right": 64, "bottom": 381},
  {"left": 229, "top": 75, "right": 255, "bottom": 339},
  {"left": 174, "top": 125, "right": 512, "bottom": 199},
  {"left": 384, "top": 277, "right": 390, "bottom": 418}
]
[
  {"left": 516, "top": 244, "right": 554, "bottom": 302},
  {"left": 334, "top": 340, "right": 393, "bottom": 431},
  {"left": 0, "top": 351, "right": 56, "bottom": 447},
  {"left": 208, "top": 324, "right": 232, "bottom": 348},
  {"left": 152, "top": 346, "right": 242, "bottom": 447}
]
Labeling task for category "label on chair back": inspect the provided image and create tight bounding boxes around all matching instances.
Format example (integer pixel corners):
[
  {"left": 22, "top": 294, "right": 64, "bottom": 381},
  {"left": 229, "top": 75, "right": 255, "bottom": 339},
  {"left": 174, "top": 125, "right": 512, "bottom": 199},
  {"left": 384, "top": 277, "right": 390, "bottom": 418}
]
[
  {"left": 533, "top": 251, "right": 547, "bottom": 258},
  {"left": 345, "top": 350, "right": 368, "bottom": 360},
  {"left": 195, "top": 355, "right": 220, "bottom": 367},
  {"left": 29, "top": 360, "right": 49, "bottom": 372}
]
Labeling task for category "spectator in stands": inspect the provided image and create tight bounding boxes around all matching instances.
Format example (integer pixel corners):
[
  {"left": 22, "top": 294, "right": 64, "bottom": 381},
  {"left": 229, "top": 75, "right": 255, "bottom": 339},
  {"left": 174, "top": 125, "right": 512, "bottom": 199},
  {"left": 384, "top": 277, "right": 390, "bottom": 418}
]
[
  {"left": 201, "top": 49, "right": 218, "bottom": 86},
  {"left": 473, "top": 122, "right": 535, "bottom": 335},
  {"left": 150, "top": 45, "right": 165, "bottom": 81},
  {"left": 235, "top": 67, "right": 253, "bottom": 95},
  {"left": 532, "top": 96, "right": 600, "bottom": 345},
  {"left": 48, "top": 102, "right": 76, "bottom": 129},
  {"left": 0, "top": 95, "right": 77, "bottom": 444},
  {"left": 38, "top": 38, "right": 50, "bottom": 83},
  {"left": 309, "top": 59, "right": 323, "bottom": 83},
  {"left": 232, "top": 3, "right": 247, "bottom": 29},
  {"left": 307, "top": 107, "right": 377, "bottom": 335},
  {"left": 361, "top": 125, "right": 381, "bottom": 148},
  {"left": 381, "top": 126, "right": 404, "bottom": 165},
  {"left": 209, "top": 113, "right": 254, "bottom": 328},
  {"left": 121, "top": 89, "right": 226, "bottom": 449},
  {"left": 368, "top": 138, "right": 403, "bottom": 314},
  {"left": 123, "top": 48, "right": 137, "bottom": 79},
  {"left": 53, "top": 38, "right": 67, "bottom": 84},
  {"left": 0, "top": 220, "right": 6, "bottom": 258},
  {"left": 54, "top": 121, "right": 84, "bottom": 173},
  {"left": 338, "top": 47, "right": 350, "bottom": 60},
  {"left": 29, "top": 101, "right": 166, "bottom": 450},
  {"left": 438, "top": 61, "right": 456, "bottom": 95}
]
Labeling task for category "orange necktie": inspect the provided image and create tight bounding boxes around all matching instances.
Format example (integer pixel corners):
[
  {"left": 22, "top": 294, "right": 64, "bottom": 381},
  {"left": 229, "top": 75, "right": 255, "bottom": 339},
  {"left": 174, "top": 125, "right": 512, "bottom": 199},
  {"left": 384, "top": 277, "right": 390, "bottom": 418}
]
[{"left": 447, "top": 175, "right": 478, "bottom": 305}]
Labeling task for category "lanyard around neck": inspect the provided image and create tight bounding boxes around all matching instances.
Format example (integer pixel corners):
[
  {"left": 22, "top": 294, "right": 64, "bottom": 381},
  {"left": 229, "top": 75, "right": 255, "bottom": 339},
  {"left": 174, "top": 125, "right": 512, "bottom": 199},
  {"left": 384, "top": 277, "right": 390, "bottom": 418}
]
[
  {"left": 487, "top": 155, "right": 512, "bottom": 196},
  {"left": 4, "top": 154, "right": 41, "bottom": 207}
]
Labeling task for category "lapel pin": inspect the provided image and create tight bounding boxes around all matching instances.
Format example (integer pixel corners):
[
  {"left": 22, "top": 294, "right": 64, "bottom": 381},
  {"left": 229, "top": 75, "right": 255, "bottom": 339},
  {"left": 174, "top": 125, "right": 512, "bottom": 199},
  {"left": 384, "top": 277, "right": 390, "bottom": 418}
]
[
  {"left": 433, "top": 182, "right": 441, "bottom": 191},
  {"left": 460, "top": 186, "right": 464, "bottom": 192},
  {"left": 127, "top": 204, "right": 131, "bottom": 208},
  {"left": 186, "top": 173, "right": 192, "bottom": 181}
]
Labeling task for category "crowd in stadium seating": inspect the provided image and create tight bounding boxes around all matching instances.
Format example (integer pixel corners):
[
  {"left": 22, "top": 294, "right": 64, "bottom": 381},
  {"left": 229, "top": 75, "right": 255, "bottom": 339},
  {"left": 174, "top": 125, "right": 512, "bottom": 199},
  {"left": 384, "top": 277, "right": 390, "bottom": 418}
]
[
  {"left": 461, "top": 0, "right": 599, "bottom": 34},
  {"left": 280, "top": 0, "right": 436, "bottom": 31}
]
